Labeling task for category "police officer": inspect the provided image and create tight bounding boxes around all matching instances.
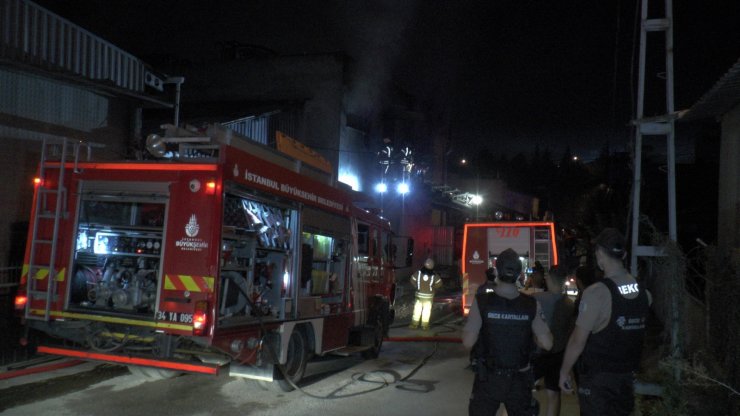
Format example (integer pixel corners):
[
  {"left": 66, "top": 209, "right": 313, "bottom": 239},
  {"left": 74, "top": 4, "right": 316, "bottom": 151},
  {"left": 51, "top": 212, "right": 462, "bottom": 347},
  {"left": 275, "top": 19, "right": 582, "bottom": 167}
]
[
  {"left": 470, "top": 267, "right": 498, "bottom": 374},
  {"left": 409, "top": 258, "right": 442, "bottom": 330},
  {"left": 558, "top": 228, "right": 650, "bottom": 416},
  {"left": 464, "top": 248, "right": 553, "bottom": 416}
]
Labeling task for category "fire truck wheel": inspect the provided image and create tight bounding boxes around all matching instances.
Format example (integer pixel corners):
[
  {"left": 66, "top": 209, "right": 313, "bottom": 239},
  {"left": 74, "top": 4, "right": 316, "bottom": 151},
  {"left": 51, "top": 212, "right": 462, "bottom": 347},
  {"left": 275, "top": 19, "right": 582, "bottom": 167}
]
[
  {"left": 264, "top": 330, "right": 308, "bottom": 392},
  {"left": 362, "top": 314, "right": 385, "bottom": 359},
  {"left": 127, "top": 365, "right": 179, "bottom": 380}
]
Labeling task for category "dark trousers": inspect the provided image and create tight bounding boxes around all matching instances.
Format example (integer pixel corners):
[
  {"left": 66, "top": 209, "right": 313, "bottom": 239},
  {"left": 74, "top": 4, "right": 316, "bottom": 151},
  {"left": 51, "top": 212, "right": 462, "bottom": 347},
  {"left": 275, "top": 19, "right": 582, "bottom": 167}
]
[
  {"left": 469, "top": 369, "right": 534, "bottom": 416},
  {"left": 577, "top": 371, "right": 635, "bottom": 416},
  {"left": 533, "top": 351, "right": 564, "bottom": 391}
]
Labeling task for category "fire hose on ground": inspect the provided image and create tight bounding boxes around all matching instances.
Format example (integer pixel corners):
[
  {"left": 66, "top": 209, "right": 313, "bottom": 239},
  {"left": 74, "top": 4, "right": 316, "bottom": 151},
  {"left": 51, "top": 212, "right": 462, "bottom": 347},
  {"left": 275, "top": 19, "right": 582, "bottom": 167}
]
[{"left": 271, "top": 311, "right": 464, "bottom": 399}]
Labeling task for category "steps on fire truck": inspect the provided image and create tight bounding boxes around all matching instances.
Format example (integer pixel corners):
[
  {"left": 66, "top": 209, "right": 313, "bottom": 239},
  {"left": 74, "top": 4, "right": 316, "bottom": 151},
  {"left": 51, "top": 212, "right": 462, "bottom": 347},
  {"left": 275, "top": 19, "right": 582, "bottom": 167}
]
[{"left": 330, "top": 345, "right": 372, "bottom": 357}]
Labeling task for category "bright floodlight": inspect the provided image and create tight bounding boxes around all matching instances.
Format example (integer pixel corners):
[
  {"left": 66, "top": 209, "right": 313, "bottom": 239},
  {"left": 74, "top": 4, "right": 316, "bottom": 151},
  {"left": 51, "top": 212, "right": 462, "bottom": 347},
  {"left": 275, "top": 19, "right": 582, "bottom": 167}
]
[
  {"left": 471, "top": 195, "right": 483, "bottom": 205},
  {"left": 375, "top": 182, "right": 388, "bottom": 193},
  {"left": 397, "top": 182, "right": 410, "bottom": 194}
]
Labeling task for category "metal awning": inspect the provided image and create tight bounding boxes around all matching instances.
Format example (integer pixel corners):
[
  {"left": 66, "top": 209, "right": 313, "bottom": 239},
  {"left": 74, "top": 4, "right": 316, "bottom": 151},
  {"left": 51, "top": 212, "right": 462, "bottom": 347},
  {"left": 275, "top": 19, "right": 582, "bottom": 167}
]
[{"left": 682, "top": 57, "right": 740, "bottom": 121}]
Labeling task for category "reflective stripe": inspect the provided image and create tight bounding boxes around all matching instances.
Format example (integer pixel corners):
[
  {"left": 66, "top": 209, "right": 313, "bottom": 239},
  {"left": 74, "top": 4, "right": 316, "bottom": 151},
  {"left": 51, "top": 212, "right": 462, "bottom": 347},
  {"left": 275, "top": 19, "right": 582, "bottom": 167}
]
[
  {"left": 164, "top": 274, "right": 214, "bottom": 292},
  {"left": 34, "top": 268, "right": 49, "bottom": 280},
  {"left": 164, "top": 275, "right": 177, "bottom": 290},
  {"left": 462, "top": 273, "right": 469, "bottom": 315},
  {"left": 179, "top": 275, "right": 201, "bottom": 292},
  {"left": 26, "top": 265, "right": 66, "bottom": 282},
  {"left": 29, "top": 309, "right": 193, "bottom": 331}
]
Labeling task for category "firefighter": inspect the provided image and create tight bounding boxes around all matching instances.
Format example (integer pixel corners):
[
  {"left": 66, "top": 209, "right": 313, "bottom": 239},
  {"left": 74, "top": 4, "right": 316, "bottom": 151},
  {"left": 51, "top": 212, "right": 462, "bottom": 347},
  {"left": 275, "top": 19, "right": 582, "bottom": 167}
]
[
  {"left": 409, "top": 258, "right": 442, "bottom": 330},
  {"left": 463, "top": 248, "right": 553, "bottom": 416},
  {"left": 558, "top": 228, "right": 650, "bottom": 416}
]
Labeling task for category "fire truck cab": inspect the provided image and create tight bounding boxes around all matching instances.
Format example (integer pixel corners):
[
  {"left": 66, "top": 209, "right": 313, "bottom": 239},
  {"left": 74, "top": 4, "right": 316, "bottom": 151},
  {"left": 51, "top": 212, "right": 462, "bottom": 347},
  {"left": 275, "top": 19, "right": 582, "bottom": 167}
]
[
  {"left": 14, "top": 125, "right": 396, "bottom": 390},
  {"left": 461, "top": 221, "right": 558, "bottom": 315}
]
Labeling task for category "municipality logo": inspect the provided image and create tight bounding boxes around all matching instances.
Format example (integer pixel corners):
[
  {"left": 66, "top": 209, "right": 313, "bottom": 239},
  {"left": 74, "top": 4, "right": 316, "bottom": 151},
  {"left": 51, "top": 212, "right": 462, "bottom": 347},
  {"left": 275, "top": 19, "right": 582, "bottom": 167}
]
[
  {"left": 176, "top": 214, "right": 208, "bottom": 252},
  {"left": 469, "top": 250, "right": 485, "bottom": 265},
  {"left": 185, "top": 214, "right": 200, "bottom": 237}
]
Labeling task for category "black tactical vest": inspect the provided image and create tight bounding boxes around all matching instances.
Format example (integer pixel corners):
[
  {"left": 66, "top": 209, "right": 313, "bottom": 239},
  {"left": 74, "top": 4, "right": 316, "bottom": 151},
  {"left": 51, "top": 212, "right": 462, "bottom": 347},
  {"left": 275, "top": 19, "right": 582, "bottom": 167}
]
[
  {"left": 580, "top": 278, "right": 649, "bottom": 374},
  {"left": 476, "top": 292, "right": 536, "bottom": 370}
]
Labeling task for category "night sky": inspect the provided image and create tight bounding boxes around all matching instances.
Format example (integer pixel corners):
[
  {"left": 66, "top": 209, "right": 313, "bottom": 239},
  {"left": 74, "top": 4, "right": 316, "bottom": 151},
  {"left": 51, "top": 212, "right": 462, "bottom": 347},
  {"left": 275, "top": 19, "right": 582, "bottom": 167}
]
[{"left": 37, "top": 0, "right": 740, "bottom": 160}]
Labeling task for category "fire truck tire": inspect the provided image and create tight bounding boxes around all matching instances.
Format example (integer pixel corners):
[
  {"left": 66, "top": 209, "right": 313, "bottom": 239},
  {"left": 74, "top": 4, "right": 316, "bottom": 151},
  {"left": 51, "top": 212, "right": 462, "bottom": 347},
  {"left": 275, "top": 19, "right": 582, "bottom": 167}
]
[
  {"left": 127, "top": 365, "right": 179, "bottom": 380},
  {"left": 258, "top": 330, "right": 308, "bottom": 392},
  {"left": 362, "top": 313, "right": 385, "bottom": 359}
]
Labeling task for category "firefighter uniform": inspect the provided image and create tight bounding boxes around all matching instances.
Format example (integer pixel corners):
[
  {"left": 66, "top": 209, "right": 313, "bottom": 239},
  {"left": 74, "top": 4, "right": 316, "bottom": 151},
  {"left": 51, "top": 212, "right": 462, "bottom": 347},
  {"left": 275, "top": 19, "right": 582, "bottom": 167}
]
[{"left": 409, "top": 258, "right": 441, "bottom": 330}]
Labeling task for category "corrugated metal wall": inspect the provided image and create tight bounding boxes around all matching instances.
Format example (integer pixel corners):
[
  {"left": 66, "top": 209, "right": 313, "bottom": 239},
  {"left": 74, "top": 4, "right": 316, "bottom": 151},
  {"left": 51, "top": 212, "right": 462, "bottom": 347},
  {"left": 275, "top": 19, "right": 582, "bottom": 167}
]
[
  {"left": 431, "top": 226, "right": 454, "bottom": 265},
  {"left": 222, "top": 110, "right": 301, "bottom": 146},
  {"left": 0, "top": 67, "right": 109, "bottom": 140}
]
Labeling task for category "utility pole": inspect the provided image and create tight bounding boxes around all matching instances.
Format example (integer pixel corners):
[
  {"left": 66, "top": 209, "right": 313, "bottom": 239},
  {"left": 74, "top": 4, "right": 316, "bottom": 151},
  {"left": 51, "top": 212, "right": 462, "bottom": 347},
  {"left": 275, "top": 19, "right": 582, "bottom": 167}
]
[
  {"left": 630, "top": 0, "right": 677, "bottom": 270},
  {"left": 630, "top": 0, "right": 680, "bottom": 379}
]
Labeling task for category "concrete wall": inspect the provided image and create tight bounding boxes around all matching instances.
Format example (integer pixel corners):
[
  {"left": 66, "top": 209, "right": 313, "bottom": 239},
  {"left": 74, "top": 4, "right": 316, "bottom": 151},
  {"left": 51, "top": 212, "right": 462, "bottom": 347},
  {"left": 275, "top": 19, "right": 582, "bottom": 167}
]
[
  {"left": 0, "top": 139, "right": 38, "bottom": 266},
  {"left": 719, "top": 106, "right": 740, "bottom": 250}
]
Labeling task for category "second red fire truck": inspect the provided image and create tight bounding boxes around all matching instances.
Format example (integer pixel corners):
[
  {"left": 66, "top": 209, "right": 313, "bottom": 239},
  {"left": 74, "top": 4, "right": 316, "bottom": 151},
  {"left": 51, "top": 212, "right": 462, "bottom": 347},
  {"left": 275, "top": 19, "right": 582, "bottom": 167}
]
[
  {"left": 460, "top": 221, "right": 559, "bottom": 315},
  {"left": 14, "top": 125, "right": 396, "bottom": 390}
]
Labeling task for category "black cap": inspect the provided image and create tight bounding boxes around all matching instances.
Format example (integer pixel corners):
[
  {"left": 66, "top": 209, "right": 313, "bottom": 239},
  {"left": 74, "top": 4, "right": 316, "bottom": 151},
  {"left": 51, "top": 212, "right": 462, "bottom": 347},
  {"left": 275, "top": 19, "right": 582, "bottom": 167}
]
[
  {"left": 594, "top": 228, "right": 627, "bottom": 259},
  {"left": 496, "top": 248, "right": 522, "bottom": 283}
]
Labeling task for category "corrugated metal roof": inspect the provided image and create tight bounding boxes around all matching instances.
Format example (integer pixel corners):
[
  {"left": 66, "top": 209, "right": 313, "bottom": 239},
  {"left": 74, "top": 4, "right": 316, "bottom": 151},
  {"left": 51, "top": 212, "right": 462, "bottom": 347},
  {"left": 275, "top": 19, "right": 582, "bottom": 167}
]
[
  {"left": 683, "top": 57, "right": 740, "bottom": 121},
  {"left": 1, "top": 0, "right": 172, "bottom": 106}
]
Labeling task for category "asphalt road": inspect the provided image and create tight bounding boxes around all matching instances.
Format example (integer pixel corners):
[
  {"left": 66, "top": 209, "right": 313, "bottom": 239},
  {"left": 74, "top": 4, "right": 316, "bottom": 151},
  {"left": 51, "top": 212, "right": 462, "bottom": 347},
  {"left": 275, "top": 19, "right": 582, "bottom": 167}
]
[
  {"left": 0, "top": 318, "right": 471, "bottom": 416},
  {"left": 0, "top": 311, "right": 580, "bottom": 415}
]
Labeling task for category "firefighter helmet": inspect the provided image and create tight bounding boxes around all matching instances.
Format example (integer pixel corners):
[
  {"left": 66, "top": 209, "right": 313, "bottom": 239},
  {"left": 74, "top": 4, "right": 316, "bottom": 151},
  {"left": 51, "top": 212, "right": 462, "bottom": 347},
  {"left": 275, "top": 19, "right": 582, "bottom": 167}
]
[{"left": 423, "top": 258, "right": 435, "bottom": 270}]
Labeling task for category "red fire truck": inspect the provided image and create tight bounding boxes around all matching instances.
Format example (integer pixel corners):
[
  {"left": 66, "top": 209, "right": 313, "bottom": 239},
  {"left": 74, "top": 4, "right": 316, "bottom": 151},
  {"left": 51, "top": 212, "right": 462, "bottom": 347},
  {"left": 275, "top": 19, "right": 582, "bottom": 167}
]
[
  {"left": 460, "top": 221, "right": 559, "bottom": 315},
  {"left": 14, "top": 125, "right": 396, "bottom": 390}
]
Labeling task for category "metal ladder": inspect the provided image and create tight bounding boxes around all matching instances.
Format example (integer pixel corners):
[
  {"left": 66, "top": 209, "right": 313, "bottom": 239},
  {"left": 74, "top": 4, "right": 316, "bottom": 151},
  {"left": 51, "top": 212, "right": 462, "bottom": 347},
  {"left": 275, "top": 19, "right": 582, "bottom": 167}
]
[{"left": 25, "top": 138, "right": 95, "bottom": 321}]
